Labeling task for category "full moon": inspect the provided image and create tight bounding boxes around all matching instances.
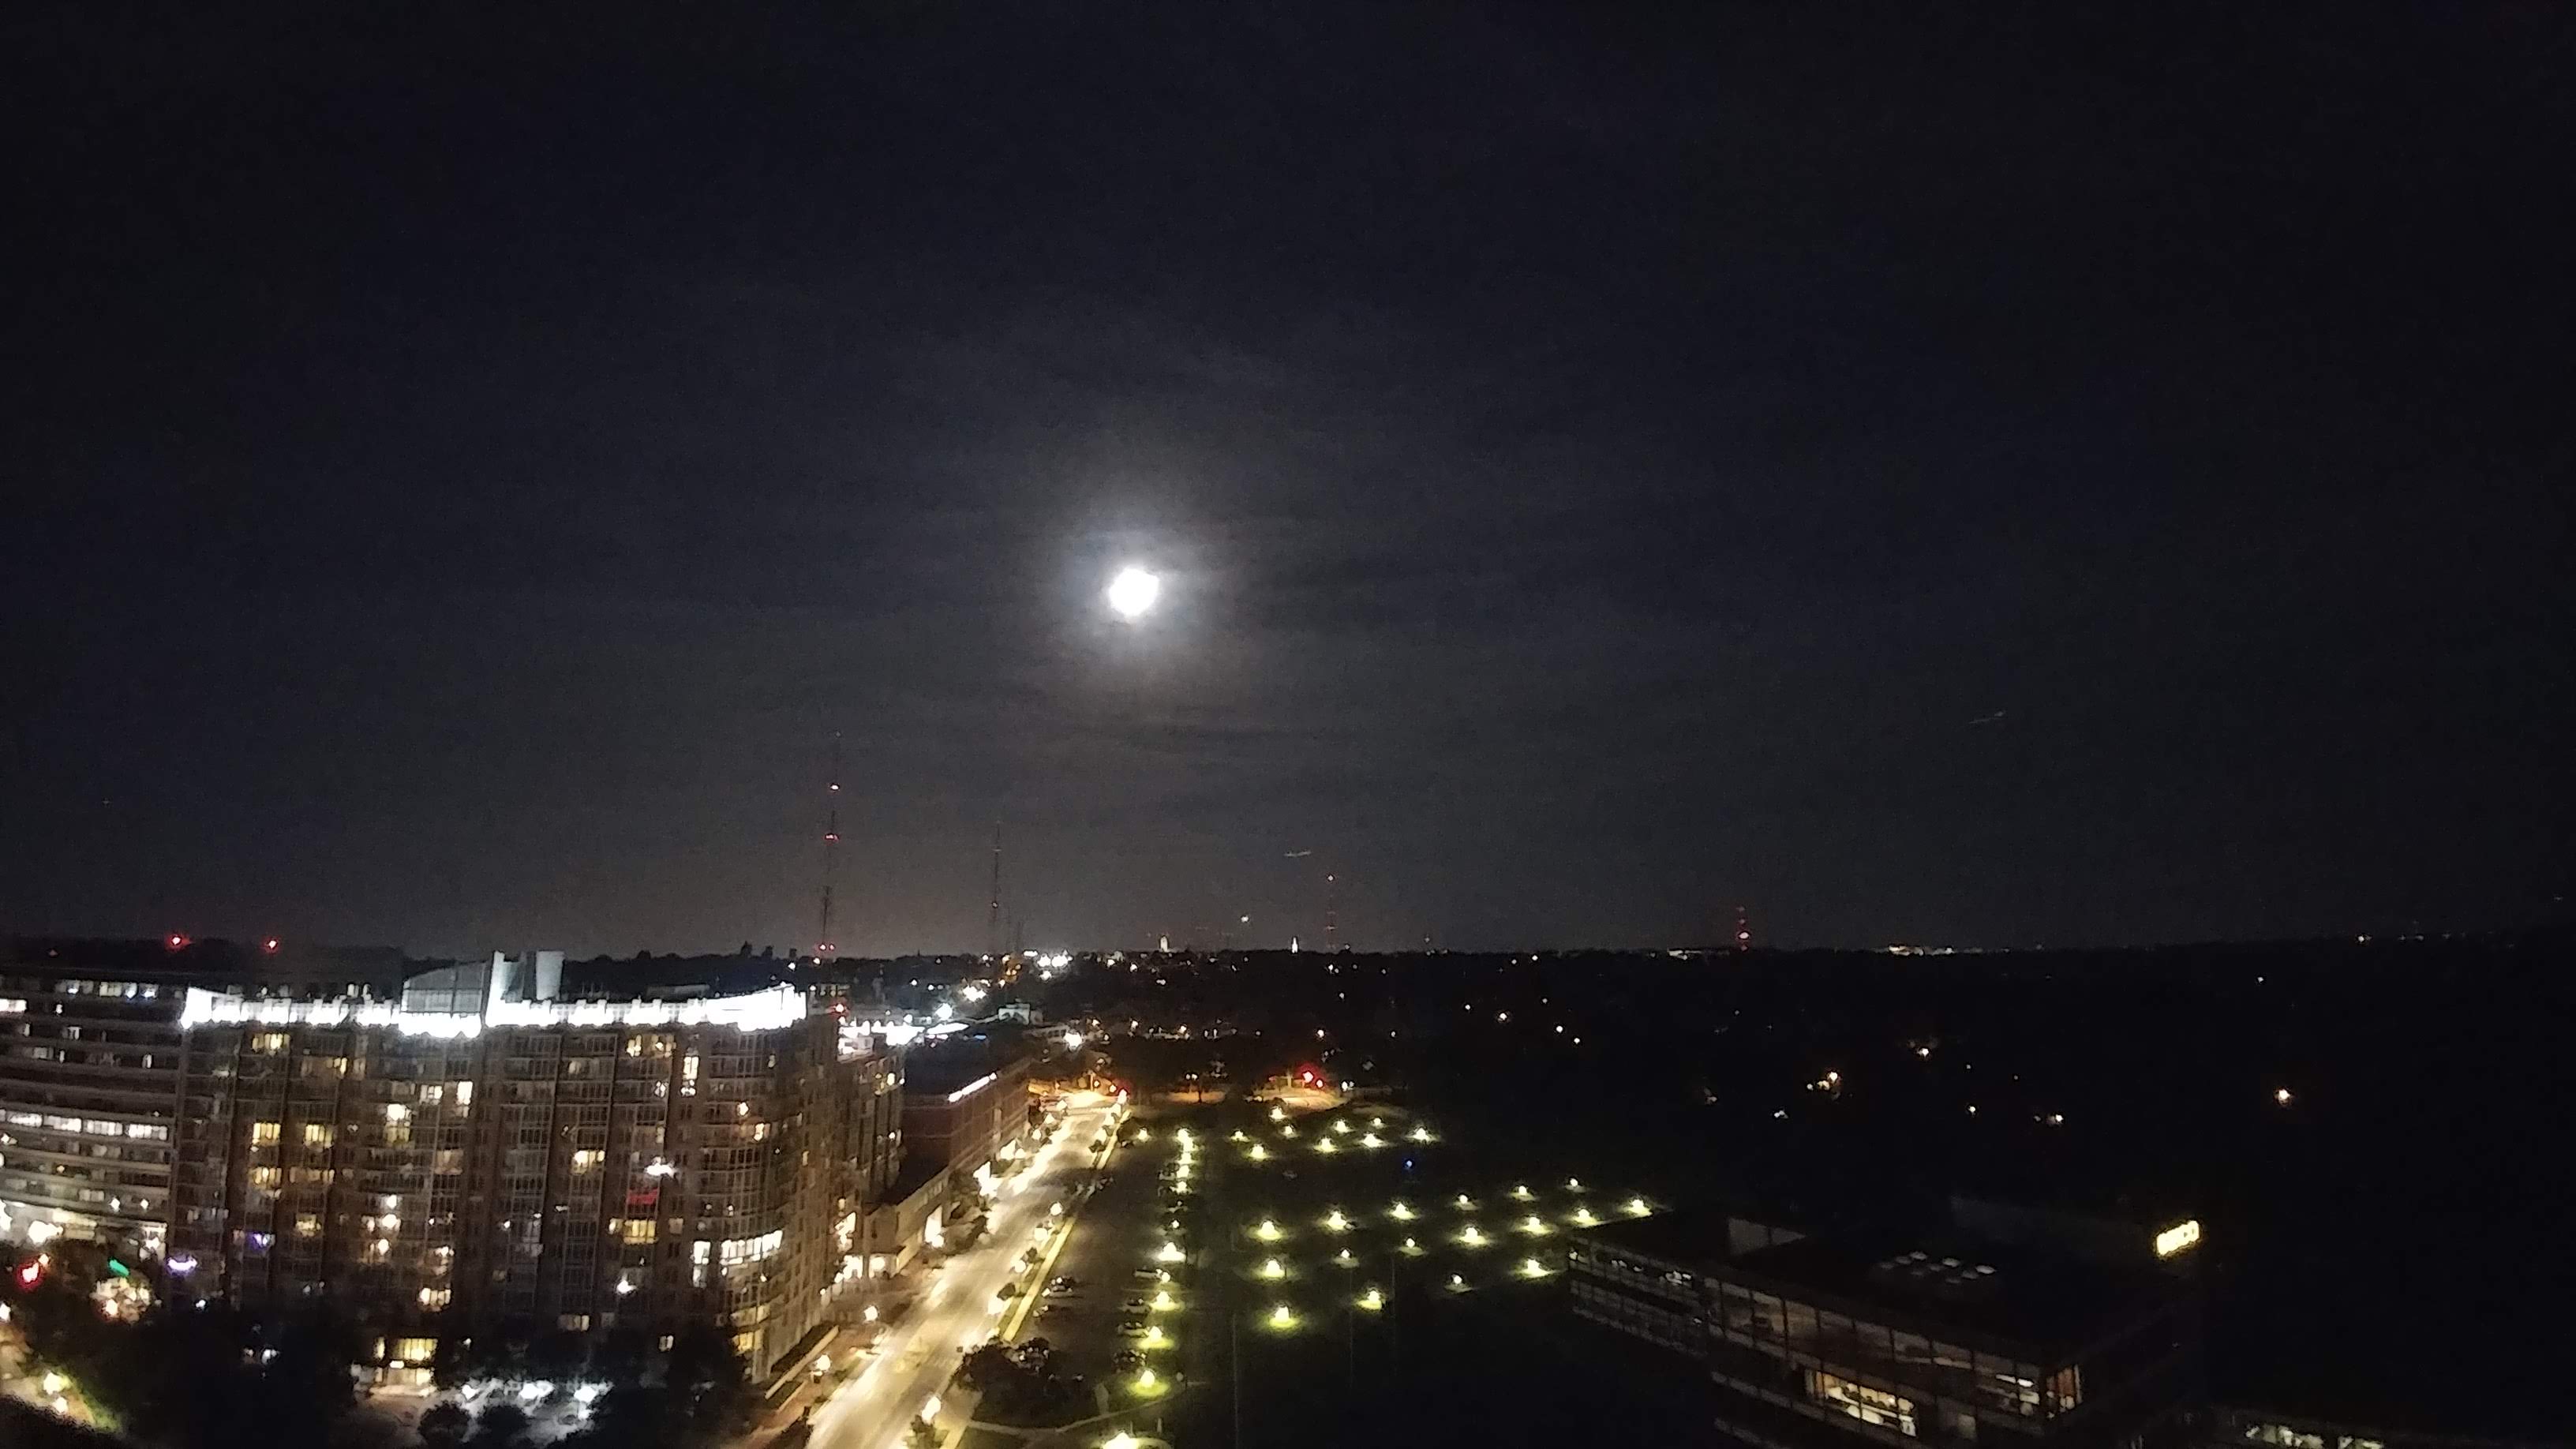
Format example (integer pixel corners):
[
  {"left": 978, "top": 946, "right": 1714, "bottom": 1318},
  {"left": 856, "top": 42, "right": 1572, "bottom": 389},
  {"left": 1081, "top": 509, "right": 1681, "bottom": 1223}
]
[{"left": 1106, "top": 565, "right": 1161, "bottom": 621}]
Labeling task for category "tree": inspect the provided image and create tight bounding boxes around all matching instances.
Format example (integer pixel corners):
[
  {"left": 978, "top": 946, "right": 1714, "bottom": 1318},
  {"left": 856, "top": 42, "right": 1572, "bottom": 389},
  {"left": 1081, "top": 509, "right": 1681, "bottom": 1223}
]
[
  {"left": 417, "top": 1402, "right": 473, "bottom": 1449},
  {"left": 953, "top": 1342, "right": 1017, "bottom": 1392},
  {"left": 575, "top": 1383, "right": 677, "bottom": 1449},
  {"left": 526, "top": 1328, "right": 586, "bottom": 1386},
  {"left": 590, "top": 1326, "right": 652, "bottom": 1390},
  {"left": 467, "top": 1402, "right": 531, "bottom": 1449},
  {"left": 664, "top": 1324, "right": 754, "bottom": 1444}
]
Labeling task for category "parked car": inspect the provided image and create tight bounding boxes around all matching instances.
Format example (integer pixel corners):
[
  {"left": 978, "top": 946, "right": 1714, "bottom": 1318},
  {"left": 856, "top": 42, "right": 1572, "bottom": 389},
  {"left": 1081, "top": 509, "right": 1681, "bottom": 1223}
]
[
  {"left": 1114, "top": 1320, "right": 1150, "bottom": 1337},
  {"left": 1111, "top": 1350, "right": 1144, "bottom": 1369},
  {"left": 1120, "top": 1297, "right": 1150, "bottom": 1312}
]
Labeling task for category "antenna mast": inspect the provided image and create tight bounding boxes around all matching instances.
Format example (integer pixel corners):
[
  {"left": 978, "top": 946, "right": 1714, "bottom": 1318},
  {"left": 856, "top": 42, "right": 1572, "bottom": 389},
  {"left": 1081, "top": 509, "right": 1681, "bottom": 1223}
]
[
  {"left": 818, "top": 734, "right": 843, "bottom": 957},
  {"left": 987, "top": 821, "right": 1003, "bottom": 960}
]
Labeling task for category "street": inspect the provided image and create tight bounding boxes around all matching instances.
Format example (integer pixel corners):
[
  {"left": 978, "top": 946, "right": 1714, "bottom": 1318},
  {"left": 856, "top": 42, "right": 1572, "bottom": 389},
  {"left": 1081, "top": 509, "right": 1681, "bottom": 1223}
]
[{"left": 807, "top": 1095, "right": 1120, "bottom": 1449}]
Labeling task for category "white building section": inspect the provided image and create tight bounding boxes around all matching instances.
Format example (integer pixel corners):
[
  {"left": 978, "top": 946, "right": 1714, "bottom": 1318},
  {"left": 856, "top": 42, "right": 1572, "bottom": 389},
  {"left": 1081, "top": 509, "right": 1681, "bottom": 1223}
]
[{"left": 178, "top": 982, "right": 806, "bottom": 1036}]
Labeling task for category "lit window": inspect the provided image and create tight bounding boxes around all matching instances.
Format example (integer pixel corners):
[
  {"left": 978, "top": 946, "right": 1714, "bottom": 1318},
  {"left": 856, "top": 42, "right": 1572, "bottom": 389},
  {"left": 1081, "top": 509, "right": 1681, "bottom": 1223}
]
[
  {"left": 453, "top": 1081, "right": 474, "bottom": 1106},
  {"left": 303, "top": 1123, "right": 335, "bottom": 1147},
  {"left": 294, "top": 1214, "right": 322, "bottom": 1238},
  {"left": 418, "top": 1085, "right": 444, "bottom": 1106},
  {"left": 251, "top": 1121, "right": 281, "bottom": 1145}
]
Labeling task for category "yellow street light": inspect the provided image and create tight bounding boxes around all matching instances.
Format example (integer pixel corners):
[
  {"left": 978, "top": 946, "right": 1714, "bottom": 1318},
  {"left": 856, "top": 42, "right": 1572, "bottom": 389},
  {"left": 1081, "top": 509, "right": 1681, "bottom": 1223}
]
[
  {"left": 1255, "top": 1219, "right": 1282, "bottom": 1241},
  {"left": 1260, "top": 1258, "right": 1286, "bottom": 1279},
  {"left": 1358, "top": 1286, "right": 1384, "bottom": 1310},
  {"left": 1626, "top": 1196, "right": 1651, "bottom": 1216},
  {"left": 1268, "top": 1304, "right": 1296, "bottom": 1329},
  {"left": 1324, "top": 1210, "right": 1350, "bottom": 1232},
  {"left": 1249, "top": 1144, "right": 1268, "bottom": 1162}
]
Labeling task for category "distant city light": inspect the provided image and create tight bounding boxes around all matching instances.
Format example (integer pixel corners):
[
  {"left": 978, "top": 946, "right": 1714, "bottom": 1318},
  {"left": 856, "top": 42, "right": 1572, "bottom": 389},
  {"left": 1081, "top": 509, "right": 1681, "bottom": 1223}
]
[{"left": 2155, "top": 1219, "right": 2203, "bottom": 1258}]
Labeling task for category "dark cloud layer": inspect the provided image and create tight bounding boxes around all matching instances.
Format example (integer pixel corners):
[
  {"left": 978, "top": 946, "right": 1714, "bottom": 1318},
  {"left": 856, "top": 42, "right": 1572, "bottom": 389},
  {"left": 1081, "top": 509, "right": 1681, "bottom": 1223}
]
[{"left": 6, "top": 4, "right": 2570, "bottom": 953}]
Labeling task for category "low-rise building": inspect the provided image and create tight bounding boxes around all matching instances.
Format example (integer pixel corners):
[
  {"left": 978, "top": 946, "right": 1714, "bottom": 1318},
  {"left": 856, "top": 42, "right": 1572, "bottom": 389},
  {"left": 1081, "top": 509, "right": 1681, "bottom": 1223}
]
[
  {"left": 1571, "top": 1200, "right": 2203, "bottom": 1449},
  {"left": 899, "top": 1046, "right": 1035, "bottom": 1197}
]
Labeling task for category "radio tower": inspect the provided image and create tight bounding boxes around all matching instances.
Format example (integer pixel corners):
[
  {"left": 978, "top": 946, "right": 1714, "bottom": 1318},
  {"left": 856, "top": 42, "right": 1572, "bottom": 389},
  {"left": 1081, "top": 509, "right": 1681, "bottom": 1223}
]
[
  {"left": 817, "top": 735, "right": 843, "bottom": 958},
  {"left": 987, "top": 822, "right": 1003, "bottom": 960},
  {"left": 1324, "top": 871, "right": 1339, "bottom": 952},
  {"left": 1734, "top": 904, "right": 1753, "bottom": 953}
]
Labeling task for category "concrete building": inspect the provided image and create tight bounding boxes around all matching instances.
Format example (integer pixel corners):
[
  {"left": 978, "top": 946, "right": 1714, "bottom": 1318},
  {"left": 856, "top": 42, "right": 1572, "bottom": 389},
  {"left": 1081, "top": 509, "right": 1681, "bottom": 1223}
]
[
  {"left": 1571, "top": 1199, "right": 2203, "bottom": 1449},
  {"left": 0, "top": 937, "right": 402, "bottom": 1255},
  {"left": 899, "top": 1046, "right": 1035, "bottom": 1196},
  {"left": 167, "top": 954, "right": 903, "bottom": 1383}
]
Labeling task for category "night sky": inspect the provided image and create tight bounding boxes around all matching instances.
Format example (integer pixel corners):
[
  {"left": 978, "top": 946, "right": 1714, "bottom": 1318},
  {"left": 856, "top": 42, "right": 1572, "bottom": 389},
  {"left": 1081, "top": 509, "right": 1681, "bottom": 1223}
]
[{"left": 9, "top": 6, "right": 2570, "bottom": 956}]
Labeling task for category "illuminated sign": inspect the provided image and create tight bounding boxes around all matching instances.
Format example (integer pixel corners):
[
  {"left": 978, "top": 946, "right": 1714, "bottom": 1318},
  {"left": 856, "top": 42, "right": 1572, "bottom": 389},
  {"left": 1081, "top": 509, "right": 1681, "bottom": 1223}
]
[{"left": 2154, "top": 1219, "right": 2202, "bottom": 1258}]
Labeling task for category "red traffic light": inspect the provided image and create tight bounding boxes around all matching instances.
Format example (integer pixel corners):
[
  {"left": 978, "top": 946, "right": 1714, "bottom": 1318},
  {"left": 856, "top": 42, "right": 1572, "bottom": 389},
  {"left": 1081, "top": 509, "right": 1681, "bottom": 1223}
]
[{"left": 16, "top": 1260, "right": 40, "bottom": 1287}]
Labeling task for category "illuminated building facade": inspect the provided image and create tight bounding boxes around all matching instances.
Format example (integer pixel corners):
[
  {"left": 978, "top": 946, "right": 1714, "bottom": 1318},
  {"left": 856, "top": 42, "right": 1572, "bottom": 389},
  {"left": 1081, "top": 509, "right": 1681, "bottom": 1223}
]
[
  {"left": 0, "top": 938, "right": 402, "bottom": 1256},
  {"left": 1571, "top": 1204, "right": 2203, "bottom": 1449},
  {"left": 168, "top": 955, "right": 904, "bottom": 1382}
]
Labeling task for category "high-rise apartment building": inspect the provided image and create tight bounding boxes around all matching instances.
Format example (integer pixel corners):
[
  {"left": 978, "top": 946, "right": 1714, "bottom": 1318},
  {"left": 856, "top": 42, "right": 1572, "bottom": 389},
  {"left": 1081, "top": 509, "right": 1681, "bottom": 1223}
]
[
  {"left": 0, "top": 938, "right": 402, "bottom": 1256},
  {"left": 168, "top": 954, "right": 904, "bottom": 1382}
]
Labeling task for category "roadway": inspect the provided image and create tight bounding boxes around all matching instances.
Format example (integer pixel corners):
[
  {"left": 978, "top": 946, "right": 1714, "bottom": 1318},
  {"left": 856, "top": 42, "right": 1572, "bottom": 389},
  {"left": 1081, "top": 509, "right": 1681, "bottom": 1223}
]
[{"left": 807, "top": 1093, "right": 1121, "bottom": 1449}]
